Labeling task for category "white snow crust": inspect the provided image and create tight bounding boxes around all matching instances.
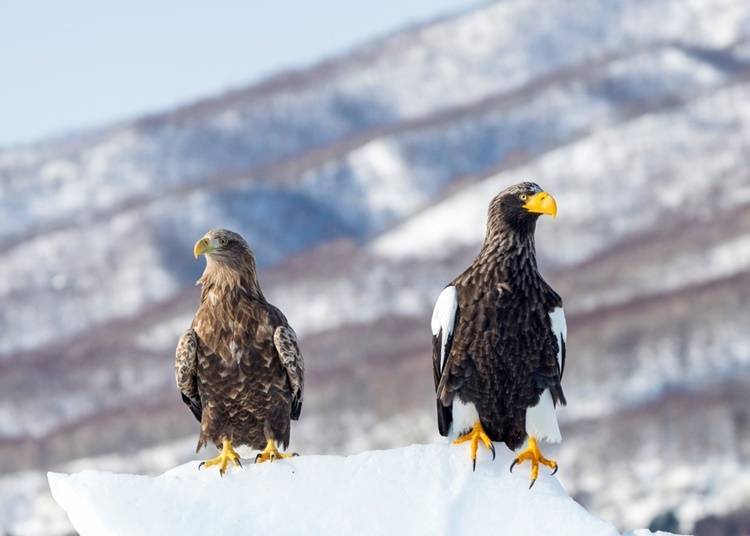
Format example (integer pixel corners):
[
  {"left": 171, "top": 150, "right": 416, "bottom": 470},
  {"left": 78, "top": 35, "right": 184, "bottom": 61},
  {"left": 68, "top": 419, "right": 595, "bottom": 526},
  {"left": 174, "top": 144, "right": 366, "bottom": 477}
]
[{"left": 48, "top": 443, "right": 626, "bottom": 536}]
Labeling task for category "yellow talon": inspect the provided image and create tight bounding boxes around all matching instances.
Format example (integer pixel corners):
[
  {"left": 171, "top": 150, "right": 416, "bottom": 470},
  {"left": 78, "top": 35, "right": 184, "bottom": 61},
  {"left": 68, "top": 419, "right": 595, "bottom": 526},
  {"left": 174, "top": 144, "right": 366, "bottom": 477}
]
[
  {"left": 199, "top": 438, "right": 242, "bottom": 476},
  {"left": 255, "top": 438, "right": 298, "bottom": 463},
  {"left": 510, "top": 436, "right": 558, "bottom": 488},
  {"left": 453, "top": 420, "right": 496, "bottom": 471}
]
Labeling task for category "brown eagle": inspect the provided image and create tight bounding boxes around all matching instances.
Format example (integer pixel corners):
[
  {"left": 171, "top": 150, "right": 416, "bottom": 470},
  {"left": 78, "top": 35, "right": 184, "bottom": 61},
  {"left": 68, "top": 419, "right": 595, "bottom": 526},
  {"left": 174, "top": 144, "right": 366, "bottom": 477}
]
[
  {"left": 431, "top": 182, "right": 566, "bottom": 487},
  {"left": 175, "top": 229, "right": 304, "bottom": 474}
]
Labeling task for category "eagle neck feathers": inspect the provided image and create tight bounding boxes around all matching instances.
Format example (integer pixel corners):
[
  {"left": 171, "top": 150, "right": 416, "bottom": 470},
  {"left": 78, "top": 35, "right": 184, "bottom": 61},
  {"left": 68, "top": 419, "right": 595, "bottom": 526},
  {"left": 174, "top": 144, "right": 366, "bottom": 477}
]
[
  {"left": 460, "top": 226, "right": 540, "bottom": 295},
  {"left": 198, "top": 255, "right": 265, "bottom": 304}
]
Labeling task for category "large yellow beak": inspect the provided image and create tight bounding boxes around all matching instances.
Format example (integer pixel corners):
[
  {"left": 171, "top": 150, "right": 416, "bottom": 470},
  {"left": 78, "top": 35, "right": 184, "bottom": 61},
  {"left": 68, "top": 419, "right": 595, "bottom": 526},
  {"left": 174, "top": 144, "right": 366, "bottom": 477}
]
[
  {"left": 194, "top": 237, "right": 210, "bottom": 258},
  {"left": 523, "top": 191, "right": 557, "bottom": 218}
]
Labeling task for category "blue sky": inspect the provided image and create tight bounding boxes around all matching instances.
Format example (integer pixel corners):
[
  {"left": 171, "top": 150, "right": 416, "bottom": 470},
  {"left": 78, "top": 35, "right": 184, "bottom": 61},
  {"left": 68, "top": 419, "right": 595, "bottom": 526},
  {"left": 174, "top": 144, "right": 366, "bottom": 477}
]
[{"left": 0, "top": 0, "right": 477, "bottom": 147}]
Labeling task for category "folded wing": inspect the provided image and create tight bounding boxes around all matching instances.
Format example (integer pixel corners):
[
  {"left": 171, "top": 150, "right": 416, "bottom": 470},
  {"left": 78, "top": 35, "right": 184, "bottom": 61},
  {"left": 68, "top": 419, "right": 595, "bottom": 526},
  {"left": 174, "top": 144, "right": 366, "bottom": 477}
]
[
  {"left": 175, "top": 328, "right": 202, "bottom": 422},
  {"left": 274, "top": 325, "right": 304, "bottom": 420},
  {"left": 431, "top": 285, "right": 458, "bottom": 436}
]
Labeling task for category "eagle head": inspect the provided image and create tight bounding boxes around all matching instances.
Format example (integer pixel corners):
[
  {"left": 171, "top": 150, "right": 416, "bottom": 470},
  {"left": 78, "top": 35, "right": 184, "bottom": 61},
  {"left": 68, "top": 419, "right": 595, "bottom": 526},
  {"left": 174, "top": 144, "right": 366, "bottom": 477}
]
[
  {"left": 488, "top": 182, "right": 557, "bottom": 235},
  {"left": 193, "top": 229, "right": 253, "bottom": 265}
]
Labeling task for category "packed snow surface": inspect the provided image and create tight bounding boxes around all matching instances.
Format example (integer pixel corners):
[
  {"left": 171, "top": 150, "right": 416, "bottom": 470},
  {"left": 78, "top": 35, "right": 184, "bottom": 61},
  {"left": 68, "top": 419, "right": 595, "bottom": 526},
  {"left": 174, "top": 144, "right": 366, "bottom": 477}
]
[{"left": 48, "top": 443, "right": 623, "bottom": 536}]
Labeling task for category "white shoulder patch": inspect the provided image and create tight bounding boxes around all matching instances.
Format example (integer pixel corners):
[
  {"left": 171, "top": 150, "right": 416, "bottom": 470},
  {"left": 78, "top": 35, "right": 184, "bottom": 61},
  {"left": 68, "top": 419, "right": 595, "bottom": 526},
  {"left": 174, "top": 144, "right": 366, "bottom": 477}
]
[
  {"left": 431, "top": 286, "right": 458, "bottom": 371},
  {"left": 549, "top": 306, "right": 567, "bottom": 371}
]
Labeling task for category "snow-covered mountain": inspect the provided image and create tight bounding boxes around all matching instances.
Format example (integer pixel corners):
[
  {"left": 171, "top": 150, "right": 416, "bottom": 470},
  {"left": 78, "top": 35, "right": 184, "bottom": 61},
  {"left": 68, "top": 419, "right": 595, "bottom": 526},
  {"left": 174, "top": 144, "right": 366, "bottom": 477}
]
[{"left": 3, "top": 1, "right": 750, "bottom": 534}]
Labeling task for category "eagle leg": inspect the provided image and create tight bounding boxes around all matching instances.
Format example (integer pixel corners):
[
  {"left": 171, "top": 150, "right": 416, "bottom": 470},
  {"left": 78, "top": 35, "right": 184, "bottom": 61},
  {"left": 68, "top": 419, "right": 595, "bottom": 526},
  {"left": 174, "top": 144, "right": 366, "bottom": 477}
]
[
  {"left": 453, "top": 420, "right": 496, "bottom": 471},
  {"left": 509, "top": 436, "right": 557, "bottom": 488},
  {"left": 198, "top": 438, "right": 243, "bottom": 476},
  {"left": 254, "top": 438, "right": 298, "bottom": 464}
]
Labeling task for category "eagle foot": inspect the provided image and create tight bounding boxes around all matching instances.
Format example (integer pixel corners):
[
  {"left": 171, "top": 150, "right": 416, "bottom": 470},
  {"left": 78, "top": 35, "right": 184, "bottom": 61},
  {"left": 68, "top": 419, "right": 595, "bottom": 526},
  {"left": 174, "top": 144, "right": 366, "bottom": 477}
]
[
  {"left": 255, "top": 439, "right": 298, "bottom": 463},
  {"left": 509, "top": 436, "right": 557, "bottom": 489},
  {"left": 453, "top": 420, "right": 496, "bottom": 471},
  {"left": 199, "top": 439, "right": 242, "bottom": 476}
]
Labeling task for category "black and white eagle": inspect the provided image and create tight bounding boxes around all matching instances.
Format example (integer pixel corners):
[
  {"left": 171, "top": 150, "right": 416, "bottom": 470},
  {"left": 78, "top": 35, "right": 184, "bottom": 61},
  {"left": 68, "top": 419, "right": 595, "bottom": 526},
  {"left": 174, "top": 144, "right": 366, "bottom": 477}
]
[{"left": 431, "top": 182, "right": 566, "bottom": 487}]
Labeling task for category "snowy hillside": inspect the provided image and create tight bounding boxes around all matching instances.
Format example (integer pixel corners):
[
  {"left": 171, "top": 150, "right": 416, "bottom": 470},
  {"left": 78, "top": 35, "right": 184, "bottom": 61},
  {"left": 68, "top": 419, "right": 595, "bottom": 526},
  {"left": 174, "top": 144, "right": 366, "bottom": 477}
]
[
  {"left": 3, "top": 0, "right": 750, "bottom": 357},
  {"left": 48, "top": 443, "right": 635, "bottom": 536},
  {"left": 4, "top": 0, "right": 750, "bottom": 534}
]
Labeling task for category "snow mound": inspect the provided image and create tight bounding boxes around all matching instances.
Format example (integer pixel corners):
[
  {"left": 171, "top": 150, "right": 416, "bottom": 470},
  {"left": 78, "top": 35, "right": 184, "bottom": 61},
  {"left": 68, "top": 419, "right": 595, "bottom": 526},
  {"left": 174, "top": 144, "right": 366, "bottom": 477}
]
[{"left": 49, "top": 443, "right": 634, "bottom": 536}]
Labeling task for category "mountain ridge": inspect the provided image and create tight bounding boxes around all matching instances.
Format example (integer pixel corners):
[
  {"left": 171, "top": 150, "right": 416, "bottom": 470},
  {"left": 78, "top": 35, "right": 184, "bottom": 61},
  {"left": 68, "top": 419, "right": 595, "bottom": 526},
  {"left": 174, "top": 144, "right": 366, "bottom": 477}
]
[{"left": 3, "top": 1, "right": 750, "bottom": 534}]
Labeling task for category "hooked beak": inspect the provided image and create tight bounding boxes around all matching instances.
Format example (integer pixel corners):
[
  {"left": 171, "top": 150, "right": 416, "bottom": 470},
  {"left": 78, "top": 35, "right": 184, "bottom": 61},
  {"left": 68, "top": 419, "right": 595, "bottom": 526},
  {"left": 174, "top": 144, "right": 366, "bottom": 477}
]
[
  {"left": 523, "top": 191, "right": 557, "bottom": 218},
  {"left": 194, "top": 237, "right": 212, "bottom": 258}
]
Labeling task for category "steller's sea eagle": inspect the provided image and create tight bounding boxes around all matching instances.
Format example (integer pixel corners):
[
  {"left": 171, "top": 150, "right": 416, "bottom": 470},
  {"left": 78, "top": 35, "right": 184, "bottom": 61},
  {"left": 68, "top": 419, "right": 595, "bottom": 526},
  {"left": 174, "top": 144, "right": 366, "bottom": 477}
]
[
  {"left": 175, "top": 229, "right": 304, "bottom": 474},
  {"left": 431, "top": 182, "right": 566, "bottom": 487}
]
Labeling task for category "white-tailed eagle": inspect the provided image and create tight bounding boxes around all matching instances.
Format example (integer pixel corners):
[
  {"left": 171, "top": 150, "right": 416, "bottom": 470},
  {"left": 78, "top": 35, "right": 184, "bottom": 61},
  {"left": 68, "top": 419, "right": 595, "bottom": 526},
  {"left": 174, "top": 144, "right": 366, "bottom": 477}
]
[{"left": 175, "top": 229, "right": 304, "bottom": 474}]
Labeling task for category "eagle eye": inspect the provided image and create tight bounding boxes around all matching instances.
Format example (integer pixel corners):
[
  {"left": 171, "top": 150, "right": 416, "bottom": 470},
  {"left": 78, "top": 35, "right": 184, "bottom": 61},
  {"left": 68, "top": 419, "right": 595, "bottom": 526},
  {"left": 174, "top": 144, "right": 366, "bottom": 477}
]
[
  {"left": 219, "top": 238, "right": 228, "bottom": 246},
  {"left": 520, "top": 193, "right": 528, "bottom": 201}
]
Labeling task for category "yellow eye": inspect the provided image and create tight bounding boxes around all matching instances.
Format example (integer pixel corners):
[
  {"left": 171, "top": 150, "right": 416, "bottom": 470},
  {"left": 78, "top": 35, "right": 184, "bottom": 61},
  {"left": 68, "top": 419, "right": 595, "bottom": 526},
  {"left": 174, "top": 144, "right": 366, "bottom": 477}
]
[{"left": 520, "top": 194, "right": 528, "bottom": 201}]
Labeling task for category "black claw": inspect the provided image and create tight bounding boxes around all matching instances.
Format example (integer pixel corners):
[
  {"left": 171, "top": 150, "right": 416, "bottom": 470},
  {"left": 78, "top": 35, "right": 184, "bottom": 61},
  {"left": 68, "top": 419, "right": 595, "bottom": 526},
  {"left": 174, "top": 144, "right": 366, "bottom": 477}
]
[
  {"left": 472, "top": 457, "right": 477, "bottom": 472},
  {"left": 292, "top": 452, "right": 300, "bottom": 457},
  {"left": 550, "top": 465, "right": 558, "bottom": 476},
  {"left": 490, "top": 443, "right": 496, "bottom": 461},
  {"left": 528, "top": 478, "right": 536, "bottom": 490},
  {"left": 236, "top": 459, "right": 243, "bottom": 468},
  {"left": 254, "top": 453, "right": 261, "bottom": 463},
  {"left": 198, "top": 461, "right": 205, "bottom": 470},
  {"left": 509, "top": 459, "right": 518, "bottom": 473}
]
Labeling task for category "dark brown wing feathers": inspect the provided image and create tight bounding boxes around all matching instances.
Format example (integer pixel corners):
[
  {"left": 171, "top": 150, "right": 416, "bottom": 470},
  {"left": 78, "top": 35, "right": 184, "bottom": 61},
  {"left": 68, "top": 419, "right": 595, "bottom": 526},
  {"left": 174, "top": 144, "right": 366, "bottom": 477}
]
[
  {"left": 432, "top": 326, "right": 454, "bottom": 436},
  {"left": 175, "top": 328, "right": 202, "bottom": 422},
  {"left": 274, "top": 325, "right": 304, "bottom": 420}
]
